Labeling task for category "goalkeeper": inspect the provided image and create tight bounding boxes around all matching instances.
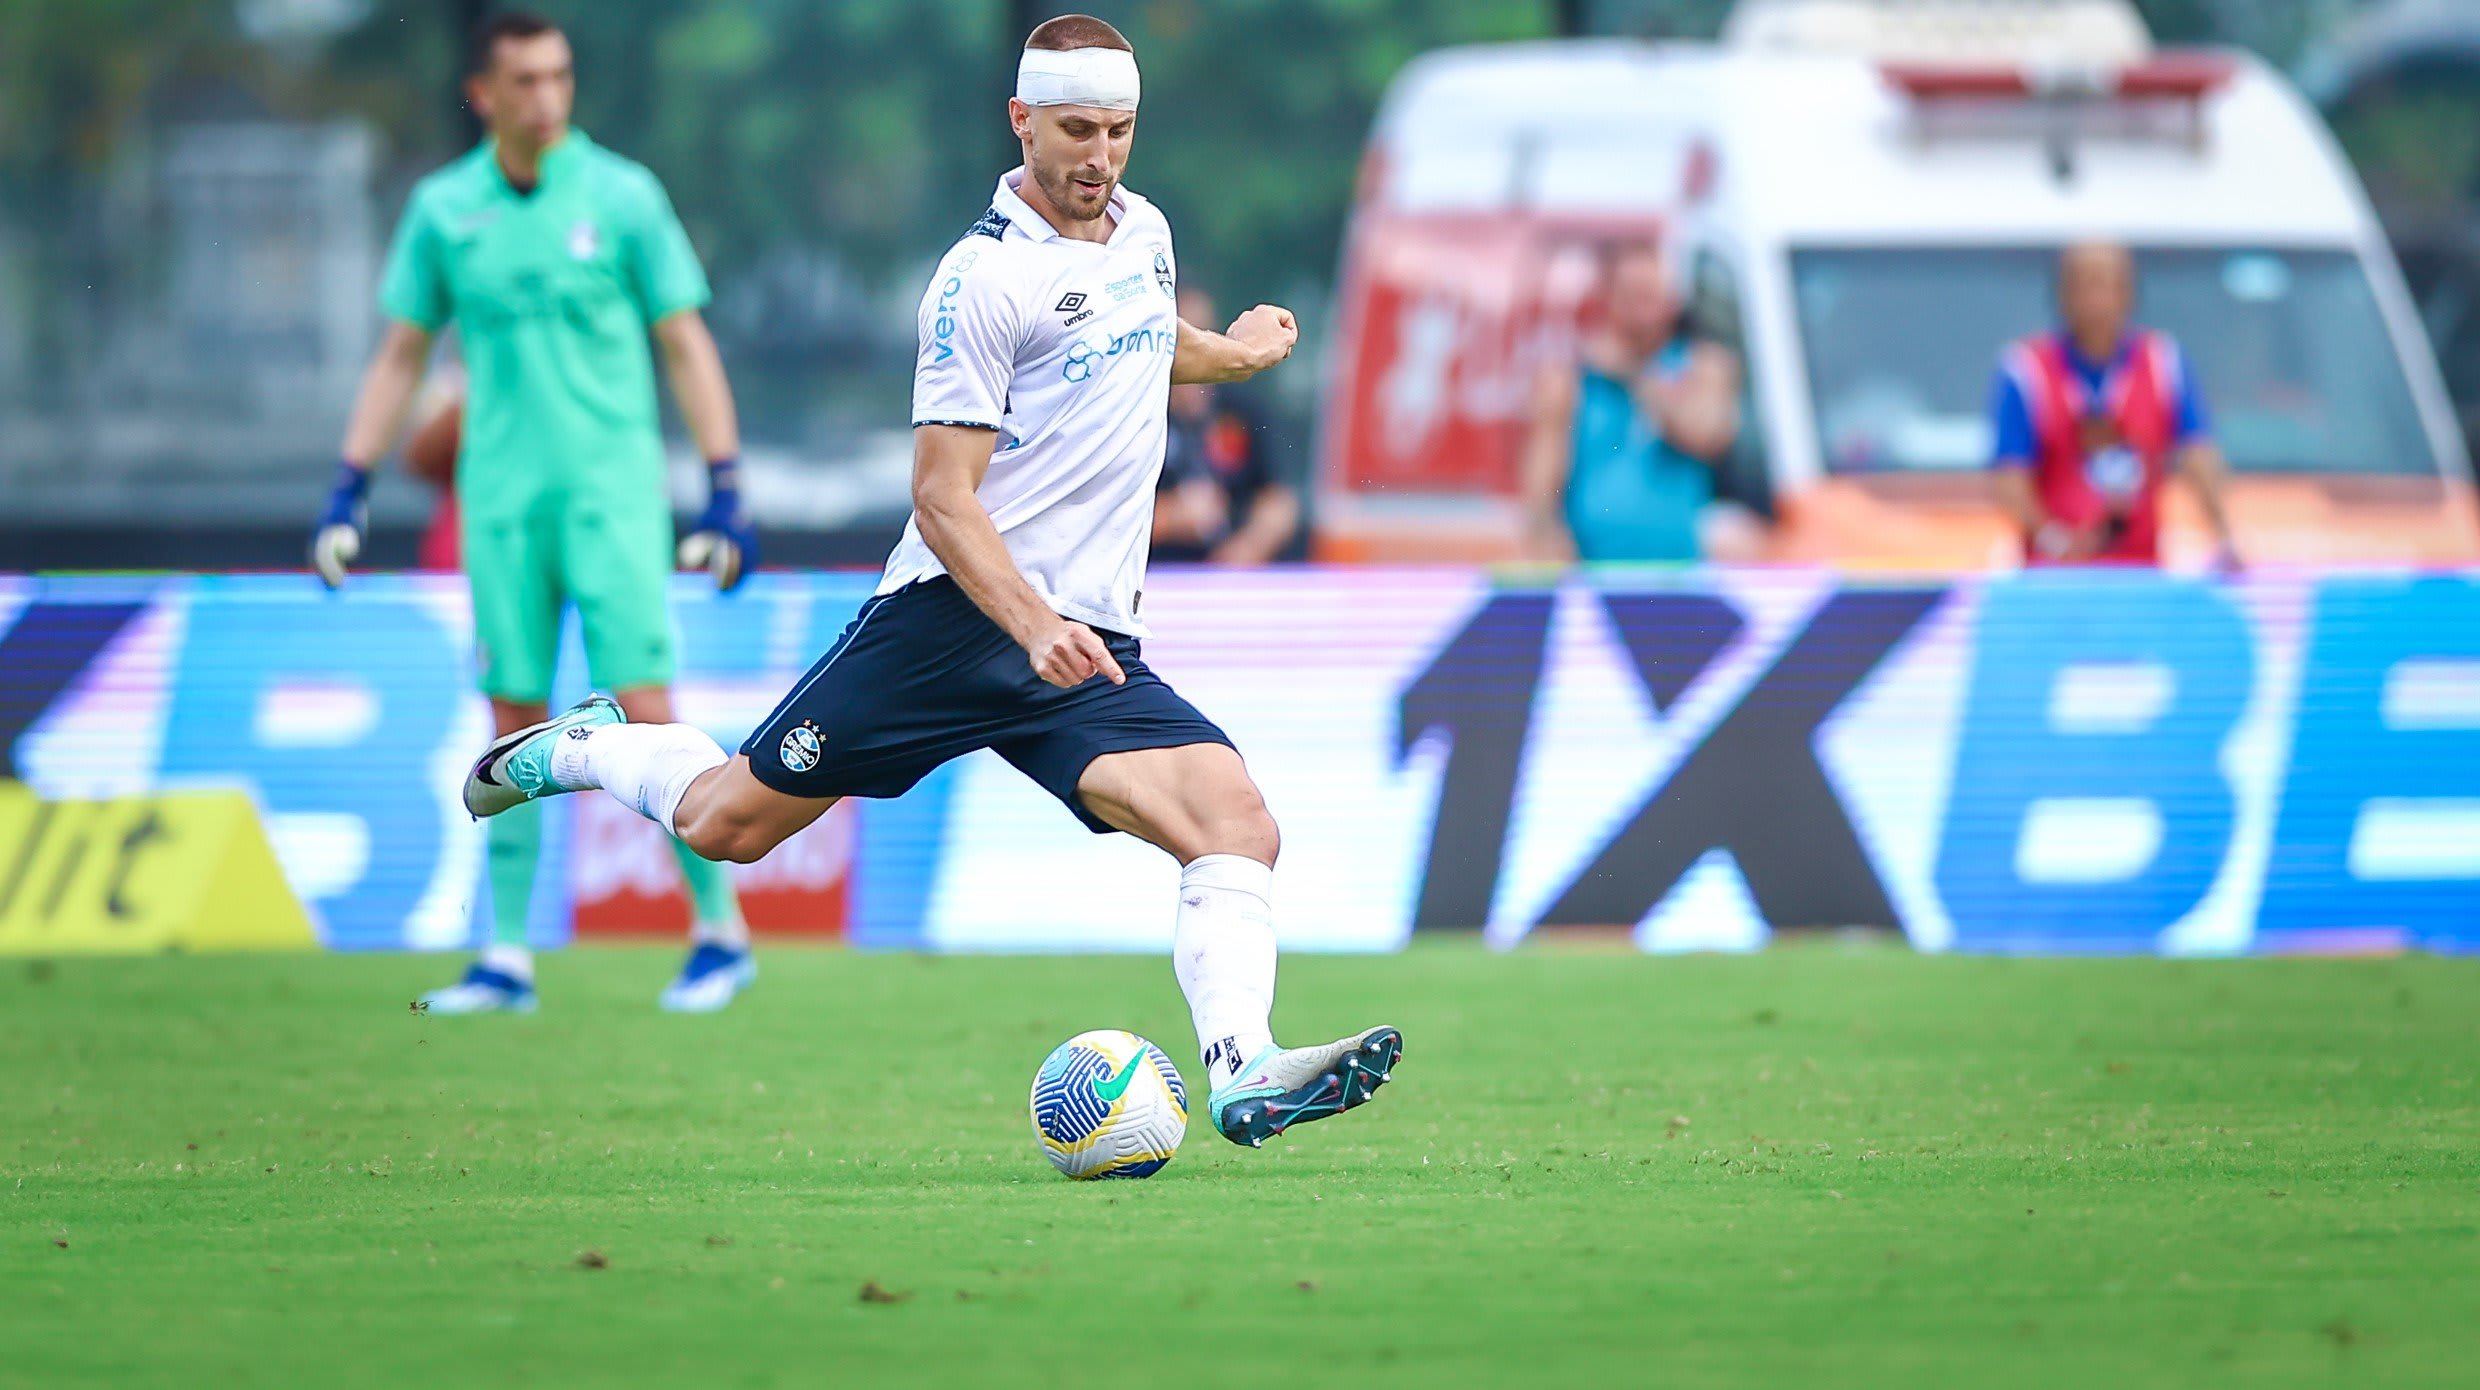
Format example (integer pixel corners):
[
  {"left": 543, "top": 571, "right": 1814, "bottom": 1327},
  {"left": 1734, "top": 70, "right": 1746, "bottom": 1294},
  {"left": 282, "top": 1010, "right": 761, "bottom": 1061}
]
[{"left": 311, "top": 10, "right": 756, "bottom": 1013}]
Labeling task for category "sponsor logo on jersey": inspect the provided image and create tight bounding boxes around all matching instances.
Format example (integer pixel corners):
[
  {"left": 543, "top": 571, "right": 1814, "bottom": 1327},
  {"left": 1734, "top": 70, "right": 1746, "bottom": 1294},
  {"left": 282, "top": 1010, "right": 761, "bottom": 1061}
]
[
  {"left": 1153, "top": 250, "right": 1174, "bottom": 296},
  {"left": 1056, "top": 290, "right": 1094, "bottom": 329},
  {"left": 931, "top": 274, "right": 964, "bottom": 364},
  {"left": 1061, "top": 326, "right": 1175, "bottom": 383},
  {"left": 567, "top": 220, "right": 601, "bottom": 261},
  {"left": 1104, "top": 273, "right": 1146, "bottom": 302}
]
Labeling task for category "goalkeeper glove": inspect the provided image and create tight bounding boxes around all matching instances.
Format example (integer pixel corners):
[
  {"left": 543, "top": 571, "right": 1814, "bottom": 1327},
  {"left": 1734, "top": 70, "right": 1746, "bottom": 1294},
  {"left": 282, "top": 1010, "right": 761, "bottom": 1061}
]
[
  {"left": 678, "top": 458, "right": 758, "bottom": 593},
  {"left": 310, "top": 461, "right": 371, "bottom": 590}
]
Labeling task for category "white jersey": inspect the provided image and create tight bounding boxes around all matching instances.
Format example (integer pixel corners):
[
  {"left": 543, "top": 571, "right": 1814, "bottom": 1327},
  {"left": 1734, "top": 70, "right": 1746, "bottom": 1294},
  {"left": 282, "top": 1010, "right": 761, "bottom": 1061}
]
[{"left": 882, "top": 168, "right": 1179, "bottom": 636}]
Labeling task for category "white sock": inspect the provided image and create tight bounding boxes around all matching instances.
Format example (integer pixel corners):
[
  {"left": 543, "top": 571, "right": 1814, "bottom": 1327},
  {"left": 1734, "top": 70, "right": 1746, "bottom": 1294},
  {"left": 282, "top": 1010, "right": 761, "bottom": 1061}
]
[
  {"left": 551, "top": 723, "right": 726, "bottom": 836},
  {"left": 479, "top": 942, "right": 534, "bottom": 981},
  {"left": 693, "top": 913, "right": 751, "bottom": 951},
  {"left": 1173, "top": 854, "right": 1278, "bottom": 1090}
]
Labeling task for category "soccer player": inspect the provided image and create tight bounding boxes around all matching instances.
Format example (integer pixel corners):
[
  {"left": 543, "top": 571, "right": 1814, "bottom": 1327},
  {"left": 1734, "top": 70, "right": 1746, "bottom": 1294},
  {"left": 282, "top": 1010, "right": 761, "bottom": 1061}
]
[
  {"left": 459, "top": 15, "right": 1401, "bottom": 1145},
  {"left": 312, "top": 12, "right": 759, "bottom": 1014}
]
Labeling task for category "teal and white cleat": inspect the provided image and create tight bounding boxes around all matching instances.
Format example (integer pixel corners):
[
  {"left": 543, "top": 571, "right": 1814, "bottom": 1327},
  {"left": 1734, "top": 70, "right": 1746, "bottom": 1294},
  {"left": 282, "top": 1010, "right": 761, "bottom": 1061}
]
[
  {"left": 418, "top": 962, "right": 538, "bottom": 1015},
  {"left": 463, "top": 694, "right": 623, "bottom": 818},
  {"left": 1208, "top": 1026, "right": 1402, "bottom": 1149}
]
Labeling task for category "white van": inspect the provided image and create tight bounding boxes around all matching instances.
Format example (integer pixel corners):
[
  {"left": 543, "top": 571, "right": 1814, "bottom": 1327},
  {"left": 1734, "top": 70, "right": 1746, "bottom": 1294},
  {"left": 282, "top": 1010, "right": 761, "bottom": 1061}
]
[{"left": 1317, "top": 0, "right": 2480, "bottom": 567}]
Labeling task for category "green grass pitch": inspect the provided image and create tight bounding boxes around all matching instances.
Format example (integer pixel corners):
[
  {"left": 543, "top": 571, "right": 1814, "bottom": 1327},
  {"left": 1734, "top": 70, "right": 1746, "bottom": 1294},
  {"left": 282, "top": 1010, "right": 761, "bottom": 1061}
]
[{"left": 4, "top": 945, "right": 2476, "bottom": 1387}]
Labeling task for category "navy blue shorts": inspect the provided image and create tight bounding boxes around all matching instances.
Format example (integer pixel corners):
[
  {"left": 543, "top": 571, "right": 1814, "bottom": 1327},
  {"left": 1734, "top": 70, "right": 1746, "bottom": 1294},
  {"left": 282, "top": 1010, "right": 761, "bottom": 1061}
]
[{"left": 740, "top": 577, "right": 1233, "bottom": 833}]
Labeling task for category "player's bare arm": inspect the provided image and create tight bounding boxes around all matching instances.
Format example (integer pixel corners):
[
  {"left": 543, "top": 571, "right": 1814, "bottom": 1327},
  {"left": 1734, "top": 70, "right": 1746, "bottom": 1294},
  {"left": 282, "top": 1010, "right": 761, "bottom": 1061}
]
[
  {"left": 1170, "top": 308, "right": 1297, "bottom": 385},
  {"left": 911, "top": 422, "right": 1124, "bottom": 689},
  {"left": 312, "top": 320, "right": 434, "bottom": 587},
  {"left": 342, "top": 321, "right": 435, "bottom": 465},
  {"left": 656, "top": 309, "right": 760, "bottom": 590},
  {"left": 654, "top": 311, "right": 739, "bottom": 462}
]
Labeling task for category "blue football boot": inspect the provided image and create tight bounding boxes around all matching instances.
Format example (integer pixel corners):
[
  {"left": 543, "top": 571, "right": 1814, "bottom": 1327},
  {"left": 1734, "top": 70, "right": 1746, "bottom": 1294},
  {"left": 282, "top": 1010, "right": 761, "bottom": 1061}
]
[
  {"left": 658, "top": 942, "right": 757, "bottom": 1014},
  {"left": 418, "top": 961, "right": 539, "bottom": 1015}
]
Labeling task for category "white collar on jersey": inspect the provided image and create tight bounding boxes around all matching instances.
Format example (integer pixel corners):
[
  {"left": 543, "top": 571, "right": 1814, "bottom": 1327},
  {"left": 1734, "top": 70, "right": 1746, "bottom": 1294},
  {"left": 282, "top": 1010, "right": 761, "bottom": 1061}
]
[{"left": 993, "top": 168, "right": 1141, "bottom": 244}]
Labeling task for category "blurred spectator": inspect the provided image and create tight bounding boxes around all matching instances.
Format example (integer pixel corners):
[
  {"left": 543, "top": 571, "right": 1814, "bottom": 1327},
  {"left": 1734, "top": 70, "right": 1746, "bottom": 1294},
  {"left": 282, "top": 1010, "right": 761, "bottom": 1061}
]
[
  {"left": 1152, "top": 286, "right": 1301, "bottom": 564},
  {"left": 1519, "top": 239, "right": 1742, "bottom": 563},
  {"left": 1989, "top": 242, "right": 2241, "bottom": 567}
]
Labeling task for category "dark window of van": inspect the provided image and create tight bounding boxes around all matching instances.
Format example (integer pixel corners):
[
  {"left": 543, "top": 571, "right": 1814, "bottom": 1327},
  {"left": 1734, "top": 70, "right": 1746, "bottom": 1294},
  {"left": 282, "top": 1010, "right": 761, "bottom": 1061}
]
[{"left": 1790, "top": 246, "right": 2440, "bottom": 478}]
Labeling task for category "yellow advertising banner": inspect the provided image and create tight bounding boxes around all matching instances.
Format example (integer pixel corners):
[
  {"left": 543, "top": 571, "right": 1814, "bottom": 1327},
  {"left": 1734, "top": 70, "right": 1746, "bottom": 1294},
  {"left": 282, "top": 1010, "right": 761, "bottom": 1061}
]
[{"left": 0, "top": 783, "right": 315, "bottom": 954}]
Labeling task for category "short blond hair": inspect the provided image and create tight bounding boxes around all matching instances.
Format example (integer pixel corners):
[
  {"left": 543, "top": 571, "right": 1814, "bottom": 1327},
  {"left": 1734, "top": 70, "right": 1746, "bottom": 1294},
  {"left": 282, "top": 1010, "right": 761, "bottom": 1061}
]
[{"left": 1026, "top": 14, "right": 1133, "bottom": 53}]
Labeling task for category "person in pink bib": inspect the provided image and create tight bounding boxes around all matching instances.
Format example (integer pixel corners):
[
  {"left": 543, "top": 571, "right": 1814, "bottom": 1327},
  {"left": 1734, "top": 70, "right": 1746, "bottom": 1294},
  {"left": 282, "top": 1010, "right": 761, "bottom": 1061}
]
[{"left": 1988, "top": 241, "right": 2241, "bottom": 568}]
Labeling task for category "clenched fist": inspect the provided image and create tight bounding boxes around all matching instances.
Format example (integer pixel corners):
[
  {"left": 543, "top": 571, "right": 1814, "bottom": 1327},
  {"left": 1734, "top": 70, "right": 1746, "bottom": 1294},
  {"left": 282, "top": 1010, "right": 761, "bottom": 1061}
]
[
  {"left": 1226, "top": 304, "right": 1299, "bottom": 373},
  {"left": 1027, "top": 619, "right": 1126, "bottom": 690}
]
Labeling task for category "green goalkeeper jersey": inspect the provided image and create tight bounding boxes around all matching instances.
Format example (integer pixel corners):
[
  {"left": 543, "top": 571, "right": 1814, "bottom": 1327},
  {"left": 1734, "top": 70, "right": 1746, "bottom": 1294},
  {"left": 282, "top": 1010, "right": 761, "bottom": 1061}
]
[{"left": 378, "top": 130, "right": 709, "bottom": 521}]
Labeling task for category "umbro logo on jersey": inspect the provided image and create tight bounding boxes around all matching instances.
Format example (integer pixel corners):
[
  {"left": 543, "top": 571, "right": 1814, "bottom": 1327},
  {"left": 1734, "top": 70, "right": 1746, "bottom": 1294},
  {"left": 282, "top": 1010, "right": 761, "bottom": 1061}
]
[{"left": 1056, "top": 292, "right": 1088, "bottom": 313}]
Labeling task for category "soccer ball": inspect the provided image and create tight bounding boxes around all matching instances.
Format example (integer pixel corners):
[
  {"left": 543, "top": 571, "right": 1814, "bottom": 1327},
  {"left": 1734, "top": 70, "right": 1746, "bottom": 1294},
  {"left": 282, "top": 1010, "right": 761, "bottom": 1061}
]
[{"left": 1029, "top": 1030, "right": 1188, "bottom": 1179}]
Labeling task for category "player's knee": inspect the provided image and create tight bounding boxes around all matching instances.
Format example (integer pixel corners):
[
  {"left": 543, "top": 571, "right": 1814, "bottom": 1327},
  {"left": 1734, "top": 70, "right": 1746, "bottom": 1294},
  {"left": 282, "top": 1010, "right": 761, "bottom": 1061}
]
[
  {"left": 1199, "top": 785, "right": 1279, "bottom": 866},
  {"left": 674, "top": 817, "right": 729, "bottom": 863}
]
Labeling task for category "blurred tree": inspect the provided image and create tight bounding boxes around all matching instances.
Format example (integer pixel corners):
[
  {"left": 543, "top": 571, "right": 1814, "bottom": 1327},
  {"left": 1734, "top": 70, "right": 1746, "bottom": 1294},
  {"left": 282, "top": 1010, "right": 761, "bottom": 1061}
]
[
  {"left": 477, "top": 0, "right": 1556, "bottom": 315},
  {"left": 540, "top": 0, "right": 1003, "bottom": 282},
  {"left": 2, "top": 0, "right": 2396, "bottom": 459},
  {"left": 0, "top": 2, "right": 235, "bottom": 186},
  {"left": 341, "top": 0, "right": 1560, "bottom": 430},
  {"left": 2137, "top": 0, "right": 2363, "bottom": 65},
  {"left": 2332, "top": 81, "right": 2480, "bottom": 215},
  {"left": 1069, "top": 0, "right": 1549, "bottom": 307},
  {"left": 1583, "top": 0, "right": 1732, "bottom": 37}
]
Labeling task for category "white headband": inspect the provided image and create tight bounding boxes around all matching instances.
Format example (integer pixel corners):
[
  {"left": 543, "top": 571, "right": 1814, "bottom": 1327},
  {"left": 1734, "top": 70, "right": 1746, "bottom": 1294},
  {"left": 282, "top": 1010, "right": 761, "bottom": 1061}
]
[{"left": 1016, "top": 46, "right": 1141, "bottom": 110}]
